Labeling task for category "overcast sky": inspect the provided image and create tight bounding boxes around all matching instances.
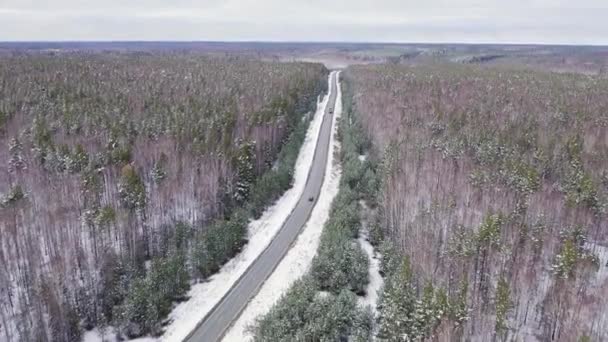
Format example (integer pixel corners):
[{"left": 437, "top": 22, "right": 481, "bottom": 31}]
[{"left": 1, "top": 0, "right": 607, "bottom": 44}]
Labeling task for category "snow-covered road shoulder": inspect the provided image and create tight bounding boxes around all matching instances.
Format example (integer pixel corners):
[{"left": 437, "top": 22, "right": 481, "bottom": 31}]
[{"left": 222, "top": 72, "right": 343, "bottom": 342}]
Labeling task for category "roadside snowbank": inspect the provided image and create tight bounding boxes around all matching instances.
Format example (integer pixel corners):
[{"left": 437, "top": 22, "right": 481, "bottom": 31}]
[
  {"left": 222, "top": 72, "right": 343, "bottom": 342},
  {"left": 159, "top": 72, "right": 334, "bottom": 342}
]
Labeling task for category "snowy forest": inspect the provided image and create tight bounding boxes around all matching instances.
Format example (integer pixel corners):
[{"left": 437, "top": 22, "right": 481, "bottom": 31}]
[
  {"left": 0, "top": 52, "right": 327, "bottom": 341},
  {"left": 249, "top": 61, "right": 608, "bottom": 341},
  {"left": 342, "top": 63, "right": 608, "bottom": 341},
  {"left": 2, "top": 45, "right": 607, "bottom": 342}
]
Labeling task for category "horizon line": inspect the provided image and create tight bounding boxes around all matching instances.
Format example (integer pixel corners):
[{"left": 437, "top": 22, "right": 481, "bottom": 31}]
[{"left": 1, "top": 40, "right": 607, "bottom": 48}]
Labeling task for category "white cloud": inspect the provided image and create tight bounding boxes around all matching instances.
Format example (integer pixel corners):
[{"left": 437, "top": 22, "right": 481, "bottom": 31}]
[{"left": 0, "top": 0, "right": 607, "bottom": 44}]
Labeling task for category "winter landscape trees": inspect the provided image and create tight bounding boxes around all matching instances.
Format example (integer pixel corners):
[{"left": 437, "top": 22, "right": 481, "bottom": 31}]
[
  {"left": 343, "top": 62, "right": 608, "bottom": 341},
  {"left": 1, "top": 43, "right": 607, "bottom": 342},
  {"left": 252, "top": 79, "right": 376, "bottom": 341},
  {"left": 0, "top": 52, "right": 327, "bottom": 341}
]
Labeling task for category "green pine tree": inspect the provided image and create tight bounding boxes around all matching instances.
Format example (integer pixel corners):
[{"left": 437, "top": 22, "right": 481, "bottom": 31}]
[
  {"left": 234, "top": 140, "right": 256, "bottom": 204},
  {"left": 377, "top": 256, "right": 417, "bottom": 341}
]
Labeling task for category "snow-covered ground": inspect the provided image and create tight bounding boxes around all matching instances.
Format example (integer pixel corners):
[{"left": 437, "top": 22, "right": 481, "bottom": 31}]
[
  {"left": 357, "top": 221, "right": 383, "bottom": 314},
  {"left": 590, "top": 242, "right": 608, "bottom": 286},
  {"left": 222, "top": 72, "right": 344, "bottom": 342},
  {"left": 83, "top": 328, "right": 155, "bottom": 342},
  {"left": 84, "top": 73, "right": 333, "bottom": 342}
]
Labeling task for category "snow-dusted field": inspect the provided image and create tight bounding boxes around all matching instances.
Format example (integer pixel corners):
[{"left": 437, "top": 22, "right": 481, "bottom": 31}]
[
  {"left": 83, "top": 73, "right": 333, "bottom": 342},
  {"left": 222, "top": 72, "right": 343, "bottom": 342}
]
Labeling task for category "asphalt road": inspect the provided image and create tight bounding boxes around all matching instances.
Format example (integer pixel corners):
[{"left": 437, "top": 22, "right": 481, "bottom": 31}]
[{"left": 184, "top": 71, "right": 339, "bottom": 342}]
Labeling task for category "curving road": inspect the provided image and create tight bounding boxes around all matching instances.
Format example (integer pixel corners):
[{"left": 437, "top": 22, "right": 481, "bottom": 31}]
[{"left": 184, "top": 71, "right": 339, "bottom": 342}]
